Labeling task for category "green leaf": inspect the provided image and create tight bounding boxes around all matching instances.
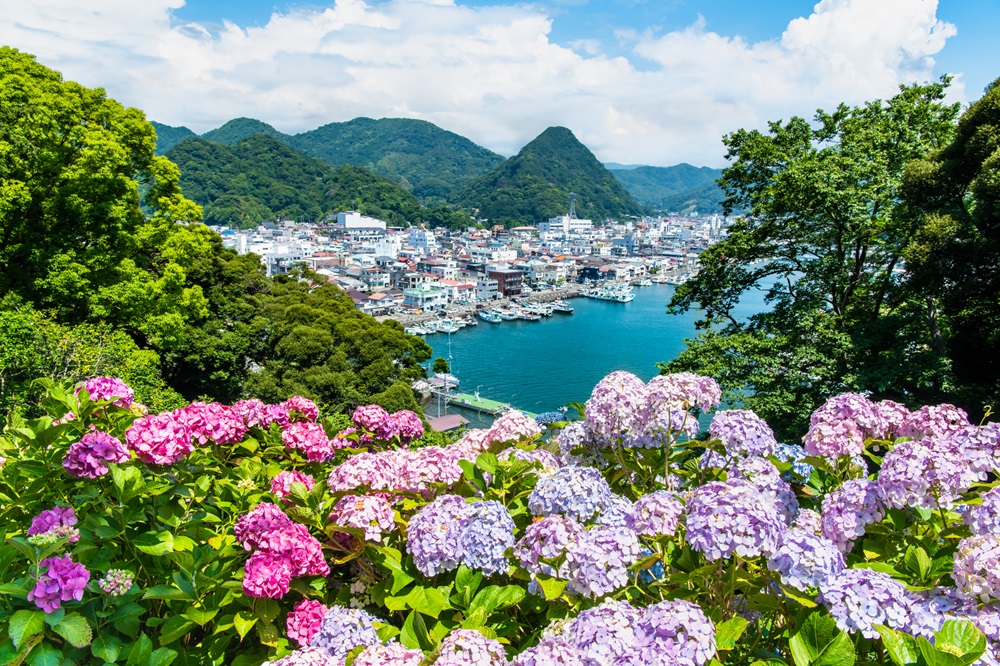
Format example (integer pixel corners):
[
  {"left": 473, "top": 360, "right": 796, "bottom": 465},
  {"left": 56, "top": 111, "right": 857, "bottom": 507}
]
[
  {"left": 904, "top": 546, "right": 932, "bottom": 581},
  {"left": 875, "top": 625, "right": 919, "bottom": 666},
  {"left": 8, "top": 610, "right": 45, "bottom": 650},
  {"left": 157, "top": 615, "right": 195, "bottom": 645},
  {"left": 400, "top": 612, "right": 434, "bottom": 651},
  {"left": 183, "top": 606, "right": 218, "bottom": 627},
  {"left": 534, "top": 575, "right": 567, "bottom": 601},
  {"left": 149, "top": 647, "right": 179, "bottom": 666},
  {"left": 126, "top": 633, "right": 153, "bottom": 666},
  {"left": 25, "top": 642, "right": 61, "bottom": 666},
  {"left": 475, "top": 452, "right": 498, "bottom": 474},
  {"left": 109, "top": 603, "right": 147, "bottom": 622},
  {"left": 715, "top": 616, "right": 749, "bottom": 651},
  {"left": 233, "top": 612, "right": 257, "bottom": 640},
  {"left": 133, "top": 531, "right": 175, "bottom": 556},
  {"left": 404, "top": 587, "right": 450, "bottom": 619},
  {"left": 0, "top": 582, "right": 30, "bottom": 596},
  {"left": 935, "top": 620, "right": 987, "bottom": 661},
  {"left": 790, "top": 612, "right": 855, "bottom": 666},
  {"left": 142, "top": 585, "right": 193, "bottom": 601},
  {"left": 454, "top": 565, "right": 482, "bottom": 608},
  {"left": 51, "top": 613, "right": 92, "bottom": 648},
  {"left": 916, "top": 636, "right": 966, "bottom": 666},
  {"left": 469, "top": 585, "right": 525, "bottom": 616},
  {"left": 91, "top": 635, "right": 123, "bottom": 663}
]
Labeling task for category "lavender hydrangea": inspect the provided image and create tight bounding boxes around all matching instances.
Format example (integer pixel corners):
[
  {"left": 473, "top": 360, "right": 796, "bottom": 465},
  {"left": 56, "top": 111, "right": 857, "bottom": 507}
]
[
  {"left": 708, "top": 410, "right": 777, "bottom": 458},
  {"left": 594, "top": 493, "right": 633, "bottom": 527},
  {"left": 528, "top": 466, "right": 612, "bottom": 522},
  {"left": 266, "top": 647, "right": 342, "bottom": 666},
  {"left": 634, "top": 599, "right": 717, "bottom": 666},
  {"left": 810, "top": 393, "right": 886, "bottom": 439},
  {"left": 327, "top": 451, "right": 400, "bottom": 492},
  {"left": 793, "top": 509, "right": 823, "bottom": 535},
  {"left": 877, "top": 436, "right": 985, "bottom": 510},
  {"left": 435, "top": 629, "right": 508, "bottom": 666},
  {"left": 584, "top": 371, "right": 650, "bottom": 444},
  {"left": 309, "top": 605, "right": 380, "bottom": 661},
  {"left": 353, "top": 642, "right": 424, "bottom": 666},
  {"left": 685, "top": 481, "right": 785, "bottom": 561},
  {"left": 63, "top": 431, "right": 131, "bottom": 478},
  {"left": 563, "top": 599, "right": 643, "bottom": 665},
  {"left": 626, "top": 405, "right": 700, "bottom": 448},
  {"left": 646, "top": 372, "right": 722, "bottom": 413},
  {"left": 820, "top": 568, "right": 912, "bottom": 639},
  {"left": 899, "top": 404, "right": 971, "bottom": 439},
  {"left": 510, "top": 638, "right": 583, "bottom": 666},
  {"left": 554, "top": 421, "right": 595, "bottom": 466},
  {"left": 820, "top": 479, "right": 884, "bottom": 553},
  {"left": 329, "top": 495, "right": 396, "bottom": 542},
  {"left": 873, "top": 400, "right": 910, "bottom": 439},
  {"left": 965, "top": 486, "right": 1000, "bottom": 536},
  {"left": 626, "top": 491, "right": 685, "bottom": 537},
  {"left": 767, "top": 529, "right": 845, "bottom": 590},
  {"left": 953, "top": 535, "right": 1000, "bottom": 602},
  {"left": 407, "top": 494, "right": 474, "bottom": 577},
  {"left": 460, "top": 500, "right": 515, "bottom": 576},
  {"left": 957, "top": 423, "right": 1000, "bottom": 477},
  {"left": 513, "top": 514, "right": 583, "bottom": 576},
  {"left": 728, "top": 456, "right": 799, "bottom": 523},
  {"left": 772, "top": 442, "right": 813, "bottom": 484},
  {"left": 564, "top": 525, "right": 641, "bottom": 597},
  {"left": 486, "top": 409, "right": 543, "bottom": 445}
]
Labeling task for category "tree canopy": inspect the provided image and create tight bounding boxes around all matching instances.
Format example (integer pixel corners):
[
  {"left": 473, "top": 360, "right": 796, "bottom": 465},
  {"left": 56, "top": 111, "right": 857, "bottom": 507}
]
[{"left": 663, "top": 80, "right": 962, "bottom": 438}]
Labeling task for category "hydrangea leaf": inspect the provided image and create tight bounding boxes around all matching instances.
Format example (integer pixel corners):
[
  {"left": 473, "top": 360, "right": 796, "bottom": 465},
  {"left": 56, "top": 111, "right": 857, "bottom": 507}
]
[{"left": 51, "top": 612, "right": 92, "bottom": 648}]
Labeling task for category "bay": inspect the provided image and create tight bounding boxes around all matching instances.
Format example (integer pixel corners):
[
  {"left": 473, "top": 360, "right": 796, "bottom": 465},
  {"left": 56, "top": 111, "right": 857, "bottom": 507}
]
[{"left": 426, "top": 282, "right": 768, "bottom": 423}]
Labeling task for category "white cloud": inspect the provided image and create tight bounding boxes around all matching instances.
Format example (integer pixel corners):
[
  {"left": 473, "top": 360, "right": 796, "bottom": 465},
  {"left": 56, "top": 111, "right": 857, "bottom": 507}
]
[{"left": 0, "top": 0, "right": 959, "bottom": 166}]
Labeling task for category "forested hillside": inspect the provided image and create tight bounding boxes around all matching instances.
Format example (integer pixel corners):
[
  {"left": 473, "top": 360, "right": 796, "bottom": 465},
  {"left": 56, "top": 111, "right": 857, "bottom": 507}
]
[
  {"left": 150, "top": 120, "right": 196, "bottom": 154},
  {"left": 610, "top": 163, "right": 727, "bottom": 213}
]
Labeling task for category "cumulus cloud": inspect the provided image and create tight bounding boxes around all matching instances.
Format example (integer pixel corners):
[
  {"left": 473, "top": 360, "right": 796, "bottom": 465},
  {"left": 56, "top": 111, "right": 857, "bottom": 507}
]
[{"left": 0, "top": 0, "right": 959, "bottom": 166}]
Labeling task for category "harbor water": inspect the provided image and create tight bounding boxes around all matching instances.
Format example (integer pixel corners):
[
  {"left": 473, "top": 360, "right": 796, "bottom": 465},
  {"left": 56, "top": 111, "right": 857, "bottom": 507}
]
[{"left": 425, "top": 283, "right": 768, "bottom": 425}]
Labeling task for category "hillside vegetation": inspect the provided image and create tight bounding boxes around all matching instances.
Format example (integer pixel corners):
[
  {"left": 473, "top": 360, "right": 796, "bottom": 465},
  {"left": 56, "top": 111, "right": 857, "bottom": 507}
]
[{"left": 611, "top": 163, "right": 727, "bottom": 213}]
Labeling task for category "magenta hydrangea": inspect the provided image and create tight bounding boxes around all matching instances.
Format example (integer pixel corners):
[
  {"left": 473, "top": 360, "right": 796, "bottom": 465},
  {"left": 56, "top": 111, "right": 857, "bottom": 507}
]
[
  {"left": 254, "top": 523, "right": 329, "bottom": 579},
  {"left": 708, "top": 410, "right": 777, "bottom": 458},
  {"left": 627, "top": 491, "right": 685, "bottom": 537},
  {"left": 820, "top": 478, "right": 884, "bottom": 553},
  {"left": 28, "top": 505, "right": 79, "bottom": 543},
  {"left": 233, "top": 398, "right": 273, "bottom": 428},
  {"left": 899, "top": 404, "right": 971, "bottom": 439},
  {"left": 436, "top": 628, "right": 508, "bottom": 666},
  {"left": 271, "top": 470, "right": 317, "bottom": 501},
  {"left": 685, "top": 480, "right": 785, "bottom": 561},
  {"left": 125, "top": 412, "right": 193, "bottom": 465},
  {"left": 235, "top": 502, "right": 294, "bottom": 550},
  {"left": 243, "top": 551, "right": 295, "bottom": 598},
  {"left": 282, "top": 421, "right": 334, "bottom": 462},
  {"left": 391, "top": 410, "right": 424, "bottom": 442},
  {"left": 953, "top": 535, "right": 1000, "bottom": 603},
  {"left": 62, "top": 431, "right": 130, "bottom": 478},
  {"left": 352, "top": 404, "right": 390, "bottom": 433},
  {"left": 75, "top": 376, "right": 134, "bottom": 408},
  {"left": 173, "top": 401, "right": 247, "bottom": 445},
  {"left": 283, "top": 396, "right": 320, "bottom": 422},
  {"left": 287, "top": 599, "right": 328, "bottom": 646},
  {"left": 28, "top": 555, "right": 90, "bottom": 612},
  {"left": 329, "top": 494, "right": 396, "bottom": 542},
  {"left": 646, "top": 372, "right": 722, "bottom": 412},
  {"left": 584, "top": 370, "right": 650, "bottom": 445}
]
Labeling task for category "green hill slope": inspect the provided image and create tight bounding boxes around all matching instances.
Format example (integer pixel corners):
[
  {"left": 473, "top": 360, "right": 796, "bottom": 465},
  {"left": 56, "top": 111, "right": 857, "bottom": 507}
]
[
  {"left": 165, "top": 134, "right": 424, "bottom": 228},
  {"left": 454, "top": 126, "right": 646, "bottom": 224},
  {"left": 151, "top": 121, "right": 196, "bottom": 154},
  {"left": 200, "top": 117, "right": 290, "bottom": 145},
  {"left": 610, "top": 163, "right": 722, "bottom": 208}
]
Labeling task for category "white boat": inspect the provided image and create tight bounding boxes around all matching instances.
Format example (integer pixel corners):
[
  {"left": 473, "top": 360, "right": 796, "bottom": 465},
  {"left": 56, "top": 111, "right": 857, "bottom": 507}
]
[
  {"left": 497, "top": 309, "right": 520, "bottom": 321},
  {"left": 436, "top": 319, "right": 461, "bottom": 334},
  {"left": 637, "top": 278, "right": 653, "bottom": 287},
  {"left": 583, "top": 282, "right": 635, "bottom": 303},
  {"left": 478, "top": 310, "right": 503, "bottom": 323},
  {"left": 551, "top": 300, "right": 574, "bottom": 313}
]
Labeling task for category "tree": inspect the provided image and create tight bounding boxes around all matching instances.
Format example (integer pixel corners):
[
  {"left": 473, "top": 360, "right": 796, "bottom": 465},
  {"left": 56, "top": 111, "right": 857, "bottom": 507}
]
[
  {"left": 663, "top": 80, "right": 960, "bottom": 439},
  {"left": 433, "top": 357, "right": 451, "bottom": 374},
  {"left": 901, "top": 77, "right": 1000, "bottom": 410}
]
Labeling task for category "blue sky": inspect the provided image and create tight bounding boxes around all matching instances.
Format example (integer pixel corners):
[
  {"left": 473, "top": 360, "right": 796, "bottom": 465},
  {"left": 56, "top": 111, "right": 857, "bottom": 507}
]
[{"left": 1, "top": 0, "right": 994, "bottom": 166}]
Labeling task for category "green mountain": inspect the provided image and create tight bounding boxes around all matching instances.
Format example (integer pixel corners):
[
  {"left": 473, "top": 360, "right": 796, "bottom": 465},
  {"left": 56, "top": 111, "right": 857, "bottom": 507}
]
[
  {"left": 165, "top": 134, "right": 424, "bottom": 228},
  {"left": 454, "top": 126, "right": 646, "bottom": 225},
  {"left": 151, "top": 121, "right": 196, "bottom": 154},
  {"left": 288, "top": 117, "right": 505, "bottom": 201},
  {"left": 200, "top": 117, "right": 290, "bottom": 145},
  {"left": 610, "top": 163, "right": 726, "bottom": 213}
]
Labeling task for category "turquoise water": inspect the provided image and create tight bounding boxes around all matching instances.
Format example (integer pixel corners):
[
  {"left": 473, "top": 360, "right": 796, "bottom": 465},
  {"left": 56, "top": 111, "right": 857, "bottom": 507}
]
[{"left": 427, "top": 283, "right": 768, "bottom": 421}]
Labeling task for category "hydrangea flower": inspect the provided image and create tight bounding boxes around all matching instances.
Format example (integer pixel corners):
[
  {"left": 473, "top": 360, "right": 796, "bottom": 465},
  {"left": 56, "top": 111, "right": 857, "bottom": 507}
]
[
  {"left": 810, "top": 393, "right": 886, "bottom": 439},
  {"left": 98, "top": 569, "right": 133, "bottom": 596},
  {"left": 391, "top": 410, "right": 424, "bottom": 443},
  {"left": 173, "top": 401, "right": 247, "bottom": 445},
  {"left": 329, "top": 495, "right": 396, "bottom": 542},
  {"left": 708, "top": 410, "right": 777, "bottom": 458},
  {"left": 563, "top": 599, "right": 643, "bottom": 665},
  {"left": 271, "top": 470, "right": 317, "bottom": 501},
  {"left": 254, "top": 523, "right": 329, "bottom": 578},
  {"left": 953, "top": 535, "right": 1000, "bottom": 602},
  {"left": 28, "top": 505, "right": 80, "bottom": 543},
  {"left": 125, "top": 412, "right": 193, "bottom": 465},
  {"left": 310, "top": 606, "right": 381, "bottom": 661},
  {"left": 352, "top": 405, "right": 390, "bottom": 433},
  {"left": 283, "top": 396, "right": 320, "bottom": 422},
  {"left": 685, "top": 481, "right": 785, "bottom": 561},
  {"left": 353, "top": 642, "right": 424, "bottom": 666},
  {"left": 772, "top": 443, "right": 813, "bottom": 484},
  {"left": 407, "top": 494, "right": 474, "bottom": 577},
  {"left": 728, "top": 456, "right": 798, "bottom": 523},
  {"left": 265, "top": 646, "right": 342, "bottom": 666},
  {"left": 877, "top": 436, "right": 985, "bottom": 510},
  {"left": 899, "top": 404, "right": 971, "bottom": 439},
  {"left": 820, "top": 479, "right": 884, "bottom": 553},
  {"left": 528, "top": 466, "right": 612, "bottom": 523},
  {"left": 75, "top": 376, "right": 134, "bottom": 408},
  {"left": 436, "top": 629, "right": 508, "bottom": 666},
  {"left": 287, "top": 599, "right": 328, "bottom": 647},
  {"left": 327, "top": 451, "right": 400, "bottom": 492},
  {"left": 460, "top": 500, "right": 515, "bottom": 576},
  {"left": 513, "top": 514, "right": 584, "bottom": 577},
  {"left": 803, "top": 419, "right": 865, "bottom": 460},
  {"left": 499, "top": 447, "right": 561, "bottom": 475},
  {"left": 767, "top": 529, "right": 845, "bottom": 590},
  {"left": 646, "top": 372, "right": 722, "bottom": 412},
  {"left": 564, "top": 525, "right": 641, "bottom": 597},
  {"left": 820, "top": 568, "right": 912, "bottom": 639},
  {"left": 62, "top": 431, "right": 131, "bottom": 478},
  {"left": 956, "top": 423, "right": 1000, "bottom": 477},
  {"left": 510, "top": 638, "right": 583, "bottom": 666},
  {"left": 793, "top": 509, "right": 823, "bottom": 535},
  {"left": 626, "top": 491, "right": 685, "bottom": 537},
  {"left": 233, "top": 399, "right": 273, "bottom": 428},
  {"left": 487, "top": 410, "right": 543, "bottom": 445},
  {"left": 27, "top": 555, "right": 90, "bottom": 612},
  {"left": 584, "top": 371, "right": 650, "bottom": 444},
  {"left": 634, "top": 599, "right": 717, "bottom": 666},
  {"left": 594, "top": 493, "right": 633, "bottom": 527},
  {"left": 235, "top": 503, "right": 294, "bottom": 550},
  {"left": 554, "top": 421, "right": 596, "bottom": 466},
  {"left": 282, "top": 422, "right": 334, "bottom": 462},
  {"left": 243, "top": 551, "right": 295, "bottom": 598},
  {"left": 965, "top": 486, "right": 1000, "bottom": 536},
  {"left": 626, "top": 405, "right": 700, "bottom": 449},
  {"left": 873, "top": 400, "right": 910, "bottom": 439}
]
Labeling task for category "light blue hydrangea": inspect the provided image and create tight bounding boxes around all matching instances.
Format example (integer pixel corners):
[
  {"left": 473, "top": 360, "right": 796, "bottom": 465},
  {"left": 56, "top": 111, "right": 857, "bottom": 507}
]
[
  {"left": 309, "top": 606, "right": 380, "bottom": 661},
  {"left": 407, "top": 495, "right": 473, "bottom": 577},
  {"left": 819, "top": 568, "right": 912, "bottom": 639},
  {"left": 528, "top": 466, "right": 611, "bottom": 523},
  {"left": 767, "top": 529, "right": 845, "bottom": 591},
  {"left": 460, "top": 500, "right": 515, "bottom": 576}
]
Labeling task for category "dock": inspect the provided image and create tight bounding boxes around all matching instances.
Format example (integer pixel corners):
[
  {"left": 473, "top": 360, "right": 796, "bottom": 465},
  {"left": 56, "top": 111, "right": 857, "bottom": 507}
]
[{"left": 445, "top": 392, "right": 536, "bottom": 418}]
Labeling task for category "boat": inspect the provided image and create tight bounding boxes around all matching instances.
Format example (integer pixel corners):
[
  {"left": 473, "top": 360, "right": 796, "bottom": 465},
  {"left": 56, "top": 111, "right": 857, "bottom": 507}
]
[
  {"left": 524, "top": 303, "right": 553, "bottom": 317},
  {"left": 550, "top": 300, "right": 574, "bottom": 313},
  {"left": 583, "top": 282, "right": 636, "bottom": 303},
  {"left": 478, "top": 310, "right": 503, "bottom": 323},
  {"left": 436, "top": 319, "right": 461, "bottom": 334},
  {"left": 405, "top": 325, "right": 428, "bottom": 335},
  {"left": 519, "top": 311, "right": 541, "bottom": 321},
  {"left": 497, "top": 309, "right": 520, "bottom": 321},
  {"left": 637, "top": 278, "right": 653, "bottom": 287}
]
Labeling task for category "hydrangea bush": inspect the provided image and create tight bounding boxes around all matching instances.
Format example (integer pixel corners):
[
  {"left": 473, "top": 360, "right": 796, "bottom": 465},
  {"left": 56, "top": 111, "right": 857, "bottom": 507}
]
[{"left": 0, "top": 371, "right": 997, "bottom": 666}]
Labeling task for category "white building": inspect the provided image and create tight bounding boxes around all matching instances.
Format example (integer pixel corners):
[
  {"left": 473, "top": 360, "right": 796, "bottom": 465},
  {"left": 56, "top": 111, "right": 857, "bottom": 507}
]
[
  {"left": 408, "top": 229, "right": 439, "bottom": 253},
  {"left": 338, "top": 211, "right": 386, "bottom": 230},
  {"left": 402, "top": 284, "right": 448, "bottom": 311},
  {"left": 476, "top": 277, "right": 499, "bottom": 301},
  {"left": 540, "top": 215, "right": 594, "bottom": 235}
]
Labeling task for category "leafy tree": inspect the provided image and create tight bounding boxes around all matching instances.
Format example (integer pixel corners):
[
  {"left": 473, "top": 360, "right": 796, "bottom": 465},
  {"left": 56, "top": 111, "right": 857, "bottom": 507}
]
[
  {"left": 433, "top": 357, "right": 451, "bottom": 374},
  {"left": 664, "top": 80, "right": 961, "bottom": 438}
]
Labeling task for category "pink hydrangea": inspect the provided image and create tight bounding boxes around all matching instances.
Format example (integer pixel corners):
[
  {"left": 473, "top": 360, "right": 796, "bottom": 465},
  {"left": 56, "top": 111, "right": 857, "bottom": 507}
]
[
  {"left": 396, "top": 447, "right": 465, "bottom": 494},
  {"left": 899, "top": 404, "right": 971, "bottom": 440},
  {"left": 283, "top": 396, "right": 320, "bottom": 422},
  {"left": 255, "top": 524, "right": 330, "bottom": 577},
  {"left": 391, "top": 410, "right": 424, "bottom": 443},
  {"left": 75, "top": 377, "right": 134, "bottom": 408},
  {"left": 584, "top": 371, "right": 650, "bottom": 445},
  {"left": 873, "top": 400, "right": 910, "bottom": 439},
  {"left": 646, "top": 372, "right": 722, "bottom": 412},
  {"left": 287, "top": 599, "right": 328, "bottom": 646},
  {"left": 329, "top": 495, "right": 396, "bottom": 542},
  {"left": 282, "top": 422, "right": 334, "bottom": 462},
  {"left": 352, "top": 405, "right": 390, "bottom": 433},
  {"left": 28, "top": 506, "right": 80, "bottom": 543},
  {"left": 810, "top": 393, "right": 886, "bottom": 439},
  {"left": 268, "top": 404, "right": 292, "bottom": 429},
  {"left": 803, "top": 419, "right": 865, "bottom": 459},
  {"left": 243, "top": 551, "right": 295, "bottom": 599},
  {"left": 125, "top": 412, "right": 193, "bottom": 465},
  {"left": 486, "top": 410, "right": 543, "bottom": 445},
  {"left": 63, "top": 431, "right": 130, "bottom": 478},
  {"left": 233, "top": 399, "right": 272, "bottom": 428},
  {"left": 235, "top": 503, "right": 294, "bottom": 550},
  {"left": 28, "top": 555, "right": 90, "bottom": 612},
  {"left": 353, "top": 643, "right": 424, "bottom": 666},
  {"left": 327, "top": 451, "right": 400, "bottom": 493},
  {"left": 173, "top": 402, "right": 248, "bottom": 445},
  {"left": 271, "top": 471, "right": 317, "bottom": 501}
]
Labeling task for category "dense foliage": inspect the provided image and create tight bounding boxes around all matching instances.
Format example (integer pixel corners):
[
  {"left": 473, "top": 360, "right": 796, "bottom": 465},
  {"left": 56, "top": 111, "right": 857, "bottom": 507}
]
[
  {"left": 151, "top": 121, "right": 196, "bottom": 155},
  {"left": 2, "top": 371, "right": 998, "bottom": 666},
  {"left": 200, "top": 118, "right": 289, "bottom": 148},
  {"left": 665, "top": 79, "right": 965, "bottom": 440},
  {"left": 611, "top": 164, "right": 727, "bottom": 214},
  {"left": 454, "top": 126, "right": 647, "bottom": 225}
]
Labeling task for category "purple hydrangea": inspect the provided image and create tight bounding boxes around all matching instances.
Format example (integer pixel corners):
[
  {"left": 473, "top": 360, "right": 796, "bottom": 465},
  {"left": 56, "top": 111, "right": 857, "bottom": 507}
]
[
  {"left": 685, "top": 480, "right": 785, "bottom": 561},
  {"left": 767, "top": 529, "right": 845, "bottom": 590},
  {"left": 564, "top": 525, "right": 641, "bottom": 598},
  {"left": 873, "top": 400, "right": 910, "bottom": 439},
  {"left": 75, "top": 376, "right": 134, "bottom": 408},
  {"left": 646, "top": 372, "right": 722, "bottom": 413},
  {"left": 965, "top": 486, "right": 1000, "bottom": 536},
  {"left": 708, "top": 409, "right": 777, "bottom": 458},
  {"left": 626, "top": 491, "right": 685, "bottom": 537},
  {"left": 554, "top": 422, "right": 596, "bottom": 466},
  {"left": 327, "top": 451, "right": 400, "bottom": 492},
  {"left": 820, "top": 479, "right": 884, "bottom": 553},
  {"left": 28, "top": 505, "right": 79, "bottom": 543},
  {"left": 810, "top": 393, "right": 886, "bottom": 440},
  {"left": 353, "top": 642, "right": 424, "bottom": 666},
  {"left": 391, "top": 410, "right": 424, "bottom": 443},
  {"left": 899, "top": 404, "right": 971, "bottom": 440},
  {"left": 563, "top": 599, "right": 643, "bottom": 665},
  {"left": 820, "top": 568, "right": 912, "bottom": 639},
  {"left": 309, "top": 605, "right": 381, "bottom": 661},
  {"left": 28, "top": 555, "right": 90, "bottom": 612},
  {"left": 626, "top": 405, "right": 700, "bottom": 449},
  {"left": 513, "top": 514, "right": 584, "bottom": 577},
  {"left": 728, "top": 456, "right": 799, "bottom": 523},
  {"left": 435, "top": 629, "right": 508, "bottom": 666},
  {"left": 510, "top": 638, "right": 583, "bottom": 666},
  {"left": 697, "top": 448, "right": 729, "bottom": 471},
  {"left": 407, "top": 494, "right": 474, "bottom": 577},
  {"left": 584, "top": 371, "right": 650, "bottom": 445},
  {"left": 460, "top": 501, "right": 515, "bottom": 576},
  {"left": 594, "top": 493, "right": 633, "bottom": 527},
  {"left": 63, "top": 431, "right": 131, "bottom": 478},
  {"left": 877, "top": 436, "right": 985, "bottom": 510},
  {"left": 953, "top": 535, "right": 1000, "bottom": 603},
  {"left": 499, "top": 447, "right": 562, "bottom": 474},
  {"left": 528, "top": 466, "right": 612, "bottom": 523},
  {"left": 956, "top": 423, "right": 1000, "bottom": 477},
  {"left": 803, "top": 419, "right": 865, "bottom": 460},
  {"left": 634, "top": 599, "right": 717, "bottom": 666},
  {"left": 793, "top": 509, "right": 823, "bottom": 535},
  {"left": 265, "top": 646, "right": 342, "bottom": 666}
]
